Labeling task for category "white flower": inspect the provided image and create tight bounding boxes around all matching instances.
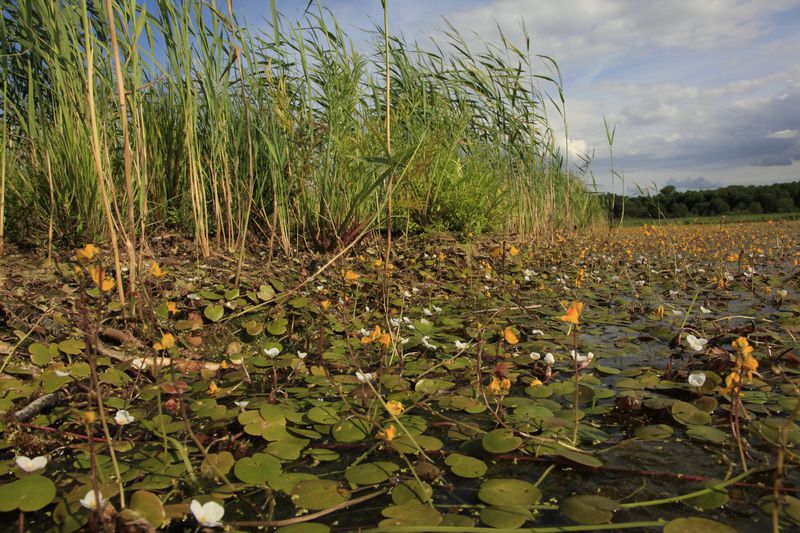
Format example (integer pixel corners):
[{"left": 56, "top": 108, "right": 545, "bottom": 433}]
[
  {"left": 454, "top": 340, "right": 469, "bottom": 350},
  {"left": 114, "top": 409, "right": 134, "bottom": 426},
  {"left": 54, "top": 369, "right": 71, "bottom": 377},
  {"left": 777, "top": 289, "right": 788, "bottom": 298},
  {"left": 15, "top": 455, "right": 47, "bottom": 472},
  {"left": 672, "top": 309, "right": 683, "bottom": 316},
  {"left": 191, "top": 500, "right": 224, "bottom": 528},
  {"left": 403, "top": 290, "right": 412, "bottom": 298},
  {"left": 423, "top": 308, "right": 433, "bottom": 316},
  {"left": 355, "top": 371, "right": 373, "bottom": 383},
  {"left": 571, "top": 350, "right": 594, "bottom": 365},
  {"left": 529, "top": 352, "right": 541, "bottom": 361},
  {"left": 411, "top": 287, "right": 420, "bottom": 294},
  {"left": 530, "top": 329, "right": 544, "bottom": 336},
  {"left": 80, "top": 490, "right": 106, "bottom": 511},
  {"left": 297, "top": 352, "right": 307, "bottom": 359},
  {"left": 390, "top": 318, "right": 401, "bottom": 328},
  {"left": 359, "top": 328, "right": 370, "bottom": 337},
  {"left": 700, "top": 306, "right": 712, "bottom": 314},
  {"left": 402, "top": 317, "right": 412, "bottom": 324},
  {"left": 399, "top": 337, "right": 410, "bottom": 345},
  {"left": 131, "top": 358, "right": 148, "bottom": 370},
  {"left": 262, "top": 347, "right": 280, "bottom": 358},
  {"left": 685, "top": 334, "right": 708, "bottom": 352},
  {"left": 433, "top": 306, "right": 442, "bottom": 313},
  {"left": 688, "top": 372, "right": 707, "bottom": 388},
  {"left": 669, "top": 290, "right": 679, "bottom": 298},
  {"left": 365, "top": 306, "right": 371, "bottom": 313},
  {"left": 544, "top": 353, "right": 555, "bottom": 365},
  {"left": 234, "top": 400, "right": 250, "bottom": 409},
  {"left": 421, "top": 336, "right": 437, "bottom": 350}
]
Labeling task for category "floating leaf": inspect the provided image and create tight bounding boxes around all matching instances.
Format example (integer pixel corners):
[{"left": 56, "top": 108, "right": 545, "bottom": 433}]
[
  {"left": 379, "top": 502, "right": 443, "bottom": 528},
  {"left": 663, "top": 517, "right": 737, "bottom": 533},
  {"left": 560, "top": 495, "right": 619, "bottom": 524},
  {"left": 482, "top": 428, "right": 522, "bottom": 453},
  {"left": 479, "top": 505, "right": 531, "bottom": 529},
  {"left": 345, "top": 462, "right": 399, "bottom": 485},
  {"left": 478, "top": 478, "right": 542, "bottom": 507},
  {"left": 444, "top": 453, "right": 487, "bottom": 478},
  {"left": 204, "top": 304, "right": 224, "bottom": 322},
  {"left": 291, "top": 479, "right": 350, "bottom": 511},
  {"left": 0, "top": 476, "right": 56, "bottom": 512}
]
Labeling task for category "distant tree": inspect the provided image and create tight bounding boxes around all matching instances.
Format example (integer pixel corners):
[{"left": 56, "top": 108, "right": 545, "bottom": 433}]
[
  {"left": 709, "top": 197, "right": 730, "bottom": 215},
  {"left": 692, "top": 202, "right": 710, "bottom": 216},
  {"left": 670, "top": 203, "right": 689, "bottom": 218},
  {"left": 660, "top": 185, "right": 677, "bottom": 196},
  {"left": 748, "top": 201, "right": 763, "bottom": 214},
  {"left": 775, "top": 196, "right": 795, "bottom": 212}
]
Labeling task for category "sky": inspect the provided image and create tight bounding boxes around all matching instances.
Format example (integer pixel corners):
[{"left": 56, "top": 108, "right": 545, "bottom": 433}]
[{"left": 230, "top": 0, "right": 800, "bottom": 194}]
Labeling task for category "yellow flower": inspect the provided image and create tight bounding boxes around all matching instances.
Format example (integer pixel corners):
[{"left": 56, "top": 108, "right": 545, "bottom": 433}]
[
  {"left": 372, "top": 257, "right": 383, "bottom": 267},
  {"left": 656, "top": 305, "right": 665, "bottom": 318},
  {"left": 386, "top": 400, "right": 404, "bottom": 416},
  {"left": 379, "top": 333, "right": 391, "bottom": 347},
  {"left": 320, "top": 300, "right": 331, "bottom": 311},
  {"left": 732, "top": 337, "right": 753, "bottom": 357},
  {"left": 344, "top": 270, "right": 361, "bottom": 282},
  {"left": 508, "top": 245, "right": 520, "bottom": 257},
  {"left": 361, "top": 325, "right": 383, "bottom": 345},
  {"left": 377, "top": 425, "right": 397, "bottom": 441},
  {"left": 83, "top": 411, "right": 97, "bottom": 424},
  {"left": 741, "top": 355, "right": 758, "bottom": 380},
  {"left": 89, "top": 266, "right": 115, "bottom": 292},
  {"left": 154, "top": 333, "right": 175, "bottom": 351},
  {"left": 558, "top": 301, "right": 584, "bottom": 325},
  {"left": 208, "top": 381, "right": 218, "bottom": 396},
  {"left": 149, "top": 262, "right": 165, "bottom": 279},
  {"left": 720, "top": 372, "right": 740, "bottom": 395},
  {"left": 503, "top": 327, "right": 519, "bottom": 345},
  {"left": 166, "top": 302, "right": 178, "bottom": 314},
  {"left": 76, "top": 244, "right": 100, "bottom": 262},
  {"left": 487, "top": 376, "right": 511, "bottom": 396}
]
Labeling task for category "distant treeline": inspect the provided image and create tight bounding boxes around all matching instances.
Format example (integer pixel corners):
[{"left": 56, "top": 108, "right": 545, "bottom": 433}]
[{"left": 604, "top": 181, "right": 800, "bottom": 219}]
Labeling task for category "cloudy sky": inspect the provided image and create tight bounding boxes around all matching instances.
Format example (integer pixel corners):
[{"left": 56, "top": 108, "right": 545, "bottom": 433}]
[{"left": 233, "top": 0, "right": 800, "bottom": 193}]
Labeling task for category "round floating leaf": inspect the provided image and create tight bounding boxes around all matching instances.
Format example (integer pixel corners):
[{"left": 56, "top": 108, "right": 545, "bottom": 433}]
[
  {"left": 759, "top": 495, "right": 800, "bottom": 526},
  {"left": 244, "top": 320, "right": 264, "bottom": 336},
  {"left": 560, "top": 495, "right": 619, "bottom": 525},
  {"left": 686, "top": 425, "right": 728, "bottom": 444},
  {"left": 479, "top": 505, "right": 530, "bottom": 529},
  {"left": 634, "top": 424, "right": 674, "bottom": 440},
  {"left": 390, "top": 435, "right": 444, "bottom": 454},
  {"left": 128, "top": 491, "right": 166, "bottom": 527},
  {"left": 291, "top": 479, "right": 350, "bottom": 511},
  {"left": 663, "top": 517, "right": 737, "bottom": 533},
  {"left": 379, "top": 502, "right": 443, "bottom": 528},
  {"left": 306, "top": 405, "right": 340, "bottom": 425},
  {"left": 0, "top": 476, "right": 56, "bottom": 512},
  {"left": 682, "top": 480, "right": 729, "bottom": 510},
  {"left": 482, "top": 428, "right": 522, "bottom": 453},
  {"left": 29, "top": 343, "right": 54, "bottom": 365},
  {"left": 234, "top": 453, "right": 281, "bottom": 485},
  {"left": 268, "top": 437, "right": 309, "bottom": 461},
  {"left": 345, "top": 462, "right": 399, "bottom": 485},
  {"left": 204, "top": 304, "right": 224, "bottom": 322},
  {"left": 200, "top": 451, "right": 234, "bottom": 477},
  {"left": 555, "top": 445, "right": 603, "bottom": 468},
  {"left": 478, "top": 479, "right": 542, "bottom": 507},
  {"left": 58, "top": 338, "right": 85, "bottom": 355},
  {"left": 440, "top": 513, "right": 475, "bottom": 527},
  {"left": 332, "top": 419, "right": 370, "bottom": 442},
  {"left": 392, "top": 480, "right": 433, "bottom": 504},
  {"left": 671, "top": 401, "right": 712, "bottom": 426},
  {"left": 444, "top": 453, "right": 487, "bottom": 478}
]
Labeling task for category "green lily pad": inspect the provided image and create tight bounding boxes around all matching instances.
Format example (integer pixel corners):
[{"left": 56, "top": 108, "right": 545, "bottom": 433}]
[
  {"left": 345, "top": 462, "right": 399, "bottom": 485},
  {"left": 672, "top": 401, "right": 712, "bottom": 425},
  {"left": 379, "top": 502, "right": 443, "bottom": 527},
  {"left": 234, "top": 453, "right": 282, "bottom": 485},
  {"left": 686, "top": 425, "right": 728, "bottom": 444},
  {"left": 479, "top": 505, "right": 531, "bottom": 529},
  {"left": 290, "top": 479, "right": 350, "bottom": 511},
  {"left": 127, "top": 490, "right": 166, "bottom": 527},
  {"left": 204, "top": 304, "right": 224, "bottom": 322},
  {"left": 29, "top": 343, "right": 55, "bottom": 365},
  {"left": 560, "top": 495, "right": 619, "bottom": 524},
  {"left": 482, "top": 428, "right": 522, "bottom": 453},
  {"left": 444, "top": 453, "right": 487, "bottom": 478},
  {"left": 58, "top": 338, "right": 85, "bottom": 355},
  {"left": 392, "top": 480, "right": 433, "bottom": 504},
  {"left": 634, "top": 424, "right": 674, "bottom": 440},
  {"left": 682, "top": 480, "right": 729, "bottom": 510},
  {"left": 200, "top": 451, "right": 234, "bottom": 477},
  {"left": 663, "top": 517, "right": 738, "bottom": 533},
  {"left": 478, "top": 478, "right": 542, "bottom": 507},
  {"left": 0, "top": 476, "right": 57, "bottom": 512}
]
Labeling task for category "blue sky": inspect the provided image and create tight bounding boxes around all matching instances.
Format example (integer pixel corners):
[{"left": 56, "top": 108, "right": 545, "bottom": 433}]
[{"left": 225, "top": 1, "right": 800, "bottom": 192}]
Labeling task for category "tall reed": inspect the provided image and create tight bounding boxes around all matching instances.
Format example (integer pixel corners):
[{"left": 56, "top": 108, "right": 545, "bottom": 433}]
[{"left": 0, "top": 0, "right": 604, "bottom": 257}]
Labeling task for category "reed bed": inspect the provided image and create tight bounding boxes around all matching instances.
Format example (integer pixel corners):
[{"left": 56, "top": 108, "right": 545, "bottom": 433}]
[{"left": 0, "top": 0, "right": 603, "bottom": 257}]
